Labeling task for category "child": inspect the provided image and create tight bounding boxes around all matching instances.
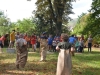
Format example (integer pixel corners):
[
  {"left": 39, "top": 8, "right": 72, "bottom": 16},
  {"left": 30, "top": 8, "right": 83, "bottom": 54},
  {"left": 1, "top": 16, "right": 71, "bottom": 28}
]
[
  {"left": 47, "top": 35, "right": 53, "bottom": 52},
  {"left": 56, "top": 33, "right": 72, "bottom": 75},
  {"left": 52, "top": 40, "right": 57, "bottom": 52}
]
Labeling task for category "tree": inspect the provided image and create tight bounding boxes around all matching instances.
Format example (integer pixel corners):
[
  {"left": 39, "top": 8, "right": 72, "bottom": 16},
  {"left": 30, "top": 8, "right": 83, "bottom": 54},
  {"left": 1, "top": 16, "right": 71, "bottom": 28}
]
[
  {"left": 15, "top": 18, "right": 36, "bottom": 35},
  {"left": 72, "top": 0, "right": 100, "bottom": 43},
  {"left": 34, "top": 0, "right": 75, "bottom": 35},
  {"left": 72, "top": 13, "right": 89, "bottom": 35},
  {"left": 83, "top": 0, "right": 100, "bottom": 37},
  {"left": 0, "top": 10, "right": 11, "bottom": 35}
]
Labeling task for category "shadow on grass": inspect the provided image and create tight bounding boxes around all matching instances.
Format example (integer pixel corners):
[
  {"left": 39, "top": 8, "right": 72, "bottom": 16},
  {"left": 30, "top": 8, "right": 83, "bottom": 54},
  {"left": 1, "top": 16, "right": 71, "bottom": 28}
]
[
  {"left": 0, "top": 52, "right": 58, "bottom": 75},
  {"left": 0, "top": 53, "right": 16, "bottom": 60},
  {"left": 73, "top": 66, "right": 100, "bottom": 75},
  {"left": 0, "top": 61, "right": 57, "bottom": 75},
  {"left": 72, "top": 50, "right": 100, "bottom": 75},
  {"left": 0, "top": 60, "right": 100, "bottom": 75},
  {"left": 0, "top": 50, "right": 100, "bottom": 75},
  {"left": 74, "top": 50, "right": 100, "bottom": 61}
]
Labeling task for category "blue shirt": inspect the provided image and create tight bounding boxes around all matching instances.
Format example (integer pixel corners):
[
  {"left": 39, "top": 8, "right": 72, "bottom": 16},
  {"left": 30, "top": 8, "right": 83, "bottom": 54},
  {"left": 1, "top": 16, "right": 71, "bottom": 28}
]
[
  {"left": 69, "top": 37, "right": 76, "bottom": 44},
  {"left": 48, "top": 37, "right": 53, "bottom": 45}
]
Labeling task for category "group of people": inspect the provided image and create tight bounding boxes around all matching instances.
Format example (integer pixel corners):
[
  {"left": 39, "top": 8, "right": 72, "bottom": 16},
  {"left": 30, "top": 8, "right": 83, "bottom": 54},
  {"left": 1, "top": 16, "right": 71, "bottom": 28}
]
[
  {"left": 75, "top": 35, "right": 92, "bottom": 53},
  {"left": 69, "top": 34, "right": 92, "bottom": 54},
  {"left": 15, "top": 32, "right": 73, "bottom": 75},
  {"left": 56, "top": 34, "right": 93, "bottom": 75},
  {"left": 0, "top": 30, "right": 93, "bottom": 75}
]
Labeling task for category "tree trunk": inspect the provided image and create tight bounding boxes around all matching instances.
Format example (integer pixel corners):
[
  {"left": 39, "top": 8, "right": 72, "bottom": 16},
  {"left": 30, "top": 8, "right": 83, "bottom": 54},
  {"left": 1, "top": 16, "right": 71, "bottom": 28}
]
[
  {"left": 55, "top": 16, "right": 62, "bottom": 35},
  {"left": 50, "top": 19, "right": 53, "bottom": 34}
]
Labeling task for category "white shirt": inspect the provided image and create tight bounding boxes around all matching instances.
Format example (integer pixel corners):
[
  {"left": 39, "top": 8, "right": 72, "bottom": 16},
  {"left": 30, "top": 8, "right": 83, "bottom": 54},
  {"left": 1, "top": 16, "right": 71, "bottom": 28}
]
[
  {"left": 16, "top": 38, "right": 27, "bottom": 46},
  {"left": 88, "top": 38, "right": 92, "bottom": 43}
]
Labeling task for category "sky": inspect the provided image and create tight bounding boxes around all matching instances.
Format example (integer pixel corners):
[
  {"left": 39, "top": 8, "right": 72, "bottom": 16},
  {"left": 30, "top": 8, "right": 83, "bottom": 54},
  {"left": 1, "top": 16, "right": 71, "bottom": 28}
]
[{"left": 0, "top": 0, "right": 92, "bottom": 22}]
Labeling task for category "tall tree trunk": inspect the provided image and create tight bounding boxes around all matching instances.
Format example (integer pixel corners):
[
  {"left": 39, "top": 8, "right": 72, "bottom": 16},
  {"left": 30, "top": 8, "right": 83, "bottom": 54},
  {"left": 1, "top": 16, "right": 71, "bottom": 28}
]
[
  {"left": 55, "top": 16, "right": 62, "bottom": 35},
  {"left": 50, "top": 19, "right": 53, "bottom": 34},
  {"left": 48, "top": 0, "right": 66, "bottom": 35}
]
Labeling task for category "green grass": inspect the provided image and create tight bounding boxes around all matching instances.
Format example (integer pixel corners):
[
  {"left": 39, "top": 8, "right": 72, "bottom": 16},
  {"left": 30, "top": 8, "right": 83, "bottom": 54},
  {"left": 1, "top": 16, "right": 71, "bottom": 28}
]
[{"left": 0, "top": 48, "right": 100, "bottom": 75}]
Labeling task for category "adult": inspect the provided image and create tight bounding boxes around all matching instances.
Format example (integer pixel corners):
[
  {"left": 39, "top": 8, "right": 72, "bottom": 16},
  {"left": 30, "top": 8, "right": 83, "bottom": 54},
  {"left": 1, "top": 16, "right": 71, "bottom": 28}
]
[
  {"left": 16, "top": 34, "right": 28, "bottom": 69},
  {"left": 56, "top": 33, "right": 72, "bottom": 75},
  {"left": 9, "top": 30, "right": 15, "bottom": 48},
  {"left": 39, "top": 32, "right": 48, "bottom": 61},
  {"left": 30, "top": 34, "right": 36, "bottom": 52},
  {"left": 87, "top": 35, "right": 92, "bottom": 52},
  {"left": 69, "top": 35, "right": 76, "bottom": 44},
  {"left": 80, "top": 34, "right": 84, "bottom": 41},
  {"left": 69, "top": 35, "right": 76, "bottom": 56},
  {"left": 80, "top": 34, "right": 84, "bottom": 52},
  {"left": 0, "top": 35, "right": 6, "bottom": 53}
]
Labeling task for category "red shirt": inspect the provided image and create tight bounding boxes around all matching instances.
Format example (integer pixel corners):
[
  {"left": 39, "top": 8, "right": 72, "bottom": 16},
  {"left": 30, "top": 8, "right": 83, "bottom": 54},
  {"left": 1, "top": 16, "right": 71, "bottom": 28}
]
[
  {"left": 31, "top": 36, "right": 36, "bottom": 45},
  {"left": 0, "top": 36, "right": 5, "bottom": 44},
  {"left": 0, "top": 36, "right": 5, "bottom": 41}
]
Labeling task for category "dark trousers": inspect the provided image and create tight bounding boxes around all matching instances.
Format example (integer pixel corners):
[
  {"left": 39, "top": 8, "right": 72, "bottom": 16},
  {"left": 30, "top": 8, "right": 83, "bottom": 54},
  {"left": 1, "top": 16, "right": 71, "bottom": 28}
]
[
  {"left": 52, "top": 46, "right": 56, "bottom": 52},
  {"left": 75, "top": 46, "right": 79, "bottom": 52},
  {"left": 88, "top": 43, "right": 92, "bottom": 52},
  {"left": 79, "top": 46, "right": 83, "bottom": 52}
]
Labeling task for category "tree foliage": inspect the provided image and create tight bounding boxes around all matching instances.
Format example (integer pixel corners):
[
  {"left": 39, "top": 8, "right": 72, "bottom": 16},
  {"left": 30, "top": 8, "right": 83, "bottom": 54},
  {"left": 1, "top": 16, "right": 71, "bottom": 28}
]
[
  {"left": 83, "top": 0, "right": 100, "bottom": 37},
  {"left": 34, "top": 0, "right": 75, "bottom": 35},
  {"left": 72, "top": 0, "right": 100, "bottom": 43},
  {"left": 15, "top": 18, "right": 36, "bottom": 35},
  {"left": 0, "top": 11, "right": 37, "bottom": 35},
  {"left": 72, "top": 13, "right": 89, "bottom": 35},
  {"left": 0, "top": 10, "right": 11, "bottom": 35}
]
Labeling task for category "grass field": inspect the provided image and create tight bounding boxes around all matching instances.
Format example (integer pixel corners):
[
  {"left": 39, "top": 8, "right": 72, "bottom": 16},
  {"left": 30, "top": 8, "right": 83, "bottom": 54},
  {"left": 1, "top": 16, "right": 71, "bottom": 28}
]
[{"left": 0, "top": 48, "right": 100, "bottom": 75}]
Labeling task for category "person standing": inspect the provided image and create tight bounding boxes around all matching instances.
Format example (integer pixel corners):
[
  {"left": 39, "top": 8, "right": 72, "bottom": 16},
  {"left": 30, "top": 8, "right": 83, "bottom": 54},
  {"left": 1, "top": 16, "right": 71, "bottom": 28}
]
[
  {"left": 87, "top": 35, "right": 92, "bottom": 52},
  {"left": 9, "top": 30, "right": 15, "bottom": 48},
  {"left": 69, "top": 35, "right": 76, "bottom": 56},
  {"left": 47, "top": 34, "right": 53, "bottom": 52},
  {"left": 30, "top": 34, "right": 36, "bottom": 52},
  {"left": 25, "top": 35, "right": 31, "bottom": 51},
  {"left": 39, "top": 32, "right": 48, "bottom": 61},
  {"left": 56, "top": 33, "right": 72, "bottom": 75},
  {"left": 15, "top": 34, "right": 28, "bottom": 69},
  {"left": 80, "top": 34, "right": 84, "bottom": 52},
  {"left": 0, "top": 35, "right": 6, "bottom": 53},
  {"left": 52, "top": 39, "right": 57, "bottom": 52}
]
